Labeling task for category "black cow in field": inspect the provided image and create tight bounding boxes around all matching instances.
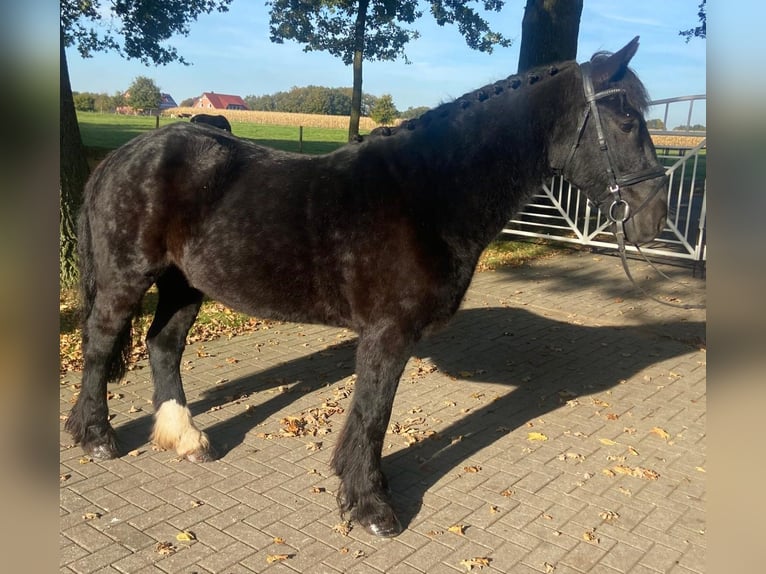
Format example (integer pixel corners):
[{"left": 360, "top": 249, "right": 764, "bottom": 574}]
[{"left": 190, "top": 113, "right": 232, "bottom": 132}]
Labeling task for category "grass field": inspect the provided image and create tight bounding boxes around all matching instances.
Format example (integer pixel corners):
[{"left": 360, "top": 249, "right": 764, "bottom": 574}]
[{"left": 77, "top": 111, "right": 357, "bottom": 156}]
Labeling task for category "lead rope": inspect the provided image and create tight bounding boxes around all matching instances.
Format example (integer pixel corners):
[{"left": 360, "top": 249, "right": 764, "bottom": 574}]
[{"left": 612, "top": 223, "right": 706, "bottom": 310}]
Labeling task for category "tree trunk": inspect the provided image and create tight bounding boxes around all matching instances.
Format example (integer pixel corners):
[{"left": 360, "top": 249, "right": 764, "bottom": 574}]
[
  {"left": 517, "top": 0, "right": 583, "bottom": 73},
  {"left": 60, "top": 30, "right": 90, "bottom": 289},
  {"left": 347, "top": 0, "right": 369, "bottom": 142}
]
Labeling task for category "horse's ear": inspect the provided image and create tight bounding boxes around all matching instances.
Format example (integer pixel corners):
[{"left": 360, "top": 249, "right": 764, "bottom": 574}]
[{"left": 590, "top": 36, "right": 640, "bottom": 86}]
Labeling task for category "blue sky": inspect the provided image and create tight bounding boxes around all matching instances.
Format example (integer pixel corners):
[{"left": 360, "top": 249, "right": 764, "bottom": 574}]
[{"left": 66, "top": 1, "right": 706, "bottom": 127}]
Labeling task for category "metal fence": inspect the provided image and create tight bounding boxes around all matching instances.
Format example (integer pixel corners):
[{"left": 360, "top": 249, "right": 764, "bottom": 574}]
[{"left": 501, "top": 95, "right": 706, "bottom": 268}]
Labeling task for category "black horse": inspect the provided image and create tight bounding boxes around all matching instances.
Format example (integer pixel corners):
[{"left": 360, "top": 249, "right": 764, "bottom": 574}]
[
  {"left": 65, "top": 37, "right": 668, "bottom": 537},
  {"left": 190, "top": 113, "right": 232, "bottom": 131}
]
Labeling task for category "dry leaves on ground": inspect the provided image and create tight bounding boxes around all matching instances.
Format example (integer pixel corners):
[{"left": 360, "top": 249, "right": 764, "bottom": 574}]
[{"left": 459, "top": 557, "right": 492, "bottom": 571}]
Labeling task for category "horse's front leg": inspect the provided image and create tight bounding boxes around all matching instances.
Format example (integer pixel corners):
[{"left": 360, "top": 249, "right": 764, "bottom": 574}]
[{"left": 331, "top": 324, "right": 415, "bottom": 537}]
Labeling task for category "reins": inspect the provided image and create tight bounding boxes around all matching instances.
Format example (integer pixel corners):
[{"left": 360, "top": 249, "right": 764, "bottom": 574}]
[{"left": 566, "top": 62, "right": 706, "bottom": 311}]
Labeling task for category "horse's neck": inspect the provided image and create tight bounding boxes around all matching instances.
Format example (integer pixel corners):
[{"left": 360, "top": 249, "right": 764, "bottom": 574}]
[{"left": 385, "top": 65, "right": 577, "bottom": 247}]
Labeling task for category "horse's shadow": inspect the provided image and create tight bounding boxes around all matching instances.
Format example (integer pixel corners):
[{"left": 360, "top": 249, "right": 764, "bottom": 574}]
[{"left": 114, "top": 305, "right": 704, "bottom": 530}]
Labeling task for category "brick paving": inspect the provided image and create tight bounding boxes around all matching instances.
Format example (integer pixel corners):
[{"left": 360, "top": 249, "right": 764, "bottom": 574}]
[{"left": 60, "top": 250, "right": 706, "bottom": 573}]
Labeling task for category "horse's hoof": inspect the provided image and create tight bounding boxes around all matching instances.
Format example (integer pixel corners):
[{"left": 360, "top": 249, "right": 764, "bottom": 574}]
[
  {"left": 184, "top": 445, "right": 217, "bottom": 463},
  {"left": 86, "top": 441, "right": 120, "bottom": 460},
  {"left": 360, "top": 513, "right": 402, "bottom": 538}
]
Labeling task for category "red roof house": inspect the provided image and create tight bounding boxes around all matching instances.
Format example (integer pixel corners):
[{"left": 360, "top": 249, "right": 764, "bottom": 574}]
[{"left": 193, "top": 92, "right": 249, "bottom": 110}]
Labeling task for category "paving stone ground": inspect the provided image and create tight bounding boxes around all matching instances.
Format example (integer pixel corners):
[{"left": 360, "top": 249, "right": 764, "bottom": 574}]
[{"left": 60, "top": 250, "right": 706, "bottom": 574}]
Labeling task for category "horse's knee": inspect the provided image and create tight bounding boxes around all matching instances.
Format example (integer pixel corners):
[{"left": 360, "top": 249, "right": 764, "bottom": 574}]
[{"left": 151, "top": 399, "right": 216, "bottom": 462}]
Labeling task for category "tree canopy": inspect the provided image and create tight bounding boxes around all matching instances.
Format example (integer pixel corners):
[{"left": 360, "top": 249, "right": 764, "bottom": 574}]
[
  {"left": 267, "top": 0, "right": 511, "bottom": 139},
  {"left": 61, "top": 0, "right": 233, "bottom": 63},
  {"left": 127, "top": 76, "right": 162, "bottom": 110}
]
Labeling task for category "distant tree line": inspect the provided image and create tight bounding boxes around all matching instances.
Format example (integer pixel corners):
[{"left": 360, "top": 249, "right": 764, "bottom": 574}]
[
  {"left": 646, "top": 118, "right": 706, "bottom": 132},
  {"left": 73, "top": 81, "right": 433, "bottom": 125},
  {"left": 244, "top": 85, "right": 430, "bottom": 123},
  {"left": 72, "top": 91, "right": 126, "bottom": 112},
  {"left": 72, "top": 76, "right": 162, "bottom": 112}
]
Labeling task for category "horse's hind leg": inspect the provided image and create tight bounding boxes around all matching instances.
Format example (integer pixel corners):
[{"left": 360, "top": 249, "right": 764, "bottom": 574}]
[
  {"left": 65, "top": 282, "right": 150, "bottom": 459},
  {"left": 331, "top": 324, "right": 415, "bottom": 537},
  {"left": 146, "top": 267, "right": 213, "bottom": 462}
]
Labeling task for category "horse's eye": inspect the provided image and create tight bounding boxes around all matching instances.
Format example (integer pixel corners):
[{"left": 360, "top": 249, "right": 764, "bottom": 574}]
[{"left": 620, "top": 121, "right": 634, "bottom": 133}]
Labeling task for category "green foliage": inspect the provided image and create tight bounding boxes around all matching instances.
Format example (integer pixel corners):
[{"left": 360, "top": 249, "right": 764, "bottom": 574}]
[
  {"left": 369, "top": 94, "right": 398, "bottom": 125},
  {"left": 127, "top": 76, "right": 161, "bottom": 111},
  {"left": 62, "top": 0, "right": 234, "bottom": 65},
  {"left": 246, "top": 86, "right": 355, "bottom": 115},
  {"left": 399, "top": 105, "right": 430, "bottom": 119},
  {"left": 679, "top": 0, "right": 706, "bottom": 42},
  {"left": 268, "top": 1, "right": 509, "bottom": 63},
  {"left": 646, "top": 118, "right": 665, "bottom": 130},
  {"left": 73, "top": 92, "right": 95, "bottom": 112},
  {"left": 268, "top": 0, "right": 423, "bottom": 66},
  {"left": 179, "top": 97, "right": 196, "bottom": 107},
  {"left": 245, "top": 86, "right": 380, "bottom": 116}
]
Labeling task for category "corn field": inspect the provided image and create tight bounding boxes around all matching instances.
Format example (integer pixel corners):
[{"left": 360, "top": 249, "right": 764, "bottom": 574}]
[
  {"left": 650, "top": 134, "right": 706, "bottom": 149},
  {"left": 164, "top": 107, "right": 382, "bottom": 131}
]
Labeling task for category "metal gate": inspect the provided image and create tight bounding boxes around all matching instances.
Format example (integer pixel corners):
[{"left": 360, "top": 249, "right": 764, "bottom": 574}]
[{"left": 501, "top": 96, "right": 706, "bottom": 267}]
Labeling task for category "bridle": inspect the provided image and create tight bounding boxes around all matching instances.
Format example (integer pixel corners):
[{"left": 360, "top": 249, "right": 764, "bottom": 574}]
[
  {"left": 558, "top": 62, "right": 704, "bottom": 310},
  {"left": 560, "top": 62, "right": 667, "bottom": 222}
]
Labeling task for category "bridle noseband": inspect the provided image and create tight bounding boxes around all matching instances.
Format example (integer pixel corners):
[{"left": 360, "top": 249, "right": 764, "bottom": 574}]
[{"left": 560, "top": 62, "right": 667, "bottom": 226}]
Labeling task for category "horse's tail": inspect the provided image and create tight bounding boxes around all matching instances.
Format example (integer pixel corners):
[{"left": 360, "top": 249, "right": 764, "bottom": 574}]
[{"left": 77, "top": 199, "right": 133, "bottom": 383}]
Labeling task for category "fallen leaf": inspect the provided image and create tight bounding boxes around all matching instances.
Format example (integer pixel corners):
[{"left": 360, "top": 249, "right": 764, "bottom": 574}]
[
  {"left": 599, "top": 438, "right": 618, "bottom": 446},
  {"left": 128, "top": 449, "right": 142, "bottom": 457},
  {"left": 266, "top": 554, "right": 291, "bottom": 564},
  {"left": 528, "top": 432, "right": 548, "bottom": 442},
  {"left": 544, "top": 562, "right": 556, "bottom": 573},
  {"left": 582, "top": 529, "right": 599, "bottom": 543},
  {"left": 82, "top": 512, "right": 101, "bottom": 521},
  {"left": 60, "top": 473, "right": 71, "bottom": 482},
  {"left": 155, "top": 541, "right": 176, "bottom": 555},
  {"left": 558, "top": 451, "right": 584, "bottom": 462},
  {"left": 599, "top": 510, "right": 620, "bottom": 522},
  {"left": 333, "top": 521, "right": 352, "bottom": 536},
  {"left": 650, "top": 427, "right": 671, "bottom": 440},
  {"left": 489, "top": 505, "right": 500, "bottom": 514},
  {"left": 463, "top": 465, "right": 482, "bottom": 473},
  {"left": 176, "top": 531, "right": 196, "bottom": 542},
  {"left": 459, "top": 557, "right": 491, "bottom": 571},
  {"left": 500, "top": 488, "right": 514, "bottom": 497},
  {"left": 448, "top": 524, "right": 467, "bottom": 536},
  {"left": 311, "top": 487, "right": 326, "bottom": 494},
  {"left": 273, "top": 537, "right": 285, "bottom": 544}
]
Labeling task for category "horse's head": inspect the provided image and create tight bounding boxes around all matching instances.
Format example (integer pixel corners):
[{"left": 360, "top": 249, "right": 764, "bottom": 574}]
[{"left": 551, "top": 37, "right": 668, "bottom": 245}]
